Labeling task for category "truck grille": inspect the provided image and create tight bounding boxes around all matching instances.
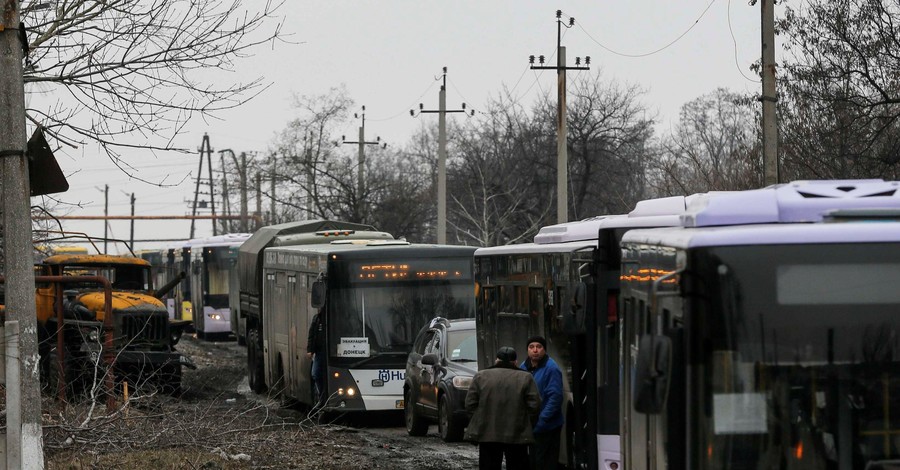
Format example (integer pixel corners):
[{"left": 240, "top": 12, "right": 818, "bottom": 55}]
[{"left": 115, "top": 312, "right": 168, "bottom": 349}]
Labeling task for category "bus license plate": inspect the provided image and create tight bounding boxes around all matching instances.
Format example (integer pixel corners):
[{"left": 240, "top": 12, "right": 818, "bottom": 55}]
[{"left": 395, "top": 400, "right": 404, "bottom": 409}]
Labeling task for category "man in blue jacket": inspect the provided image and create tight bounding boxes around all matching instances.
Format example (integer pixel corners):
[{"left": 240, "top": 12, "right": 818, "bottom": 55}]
[{"left": 521, "top": 335, "right": 564, "bottom": 469}]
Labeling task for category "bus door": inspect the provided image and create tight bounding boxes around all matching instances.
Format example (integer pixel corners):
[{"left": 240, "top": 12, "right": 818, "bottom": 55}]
[{"left": 286, "top": 273, "right": 308, "bottom": 400}]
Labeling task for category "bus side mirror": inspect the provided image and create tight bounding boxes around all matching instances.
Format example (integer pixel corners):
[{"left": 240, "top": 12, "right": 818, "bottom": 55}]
[
  {"left": 563, "top": 281, "right": 589, "bottom": 334},
  {"left": 633, "top": 334, "right": 672, "bottom": 414},
  {"left": 422, "top": 353, "right": 439, "bottom": 366},
  {"left": 311, "top": 280, "right": 326, "bottom": 309}
]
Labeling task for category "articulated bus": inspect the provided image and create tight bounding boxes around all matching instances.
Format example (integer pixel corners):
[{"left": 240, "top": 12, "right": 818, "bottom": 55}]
[
  {"left": 619, "top": 180, "right": 900, "bottom": 469},
  {"left": 187, "top": 233, "right": 252, "bottom": 339},
  {"left": 262, "top": 241, "right": 476, "bottom": 411},
  {"left": 474, "top": 196, "right": 695, "bottom": 470}
]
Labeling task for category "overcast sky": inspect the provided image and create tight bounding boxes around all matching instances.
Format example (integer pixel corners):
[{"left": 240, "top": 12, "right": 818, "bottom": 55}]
[{"left": 39, "top": 0, "right": 767, "bottom": 253}]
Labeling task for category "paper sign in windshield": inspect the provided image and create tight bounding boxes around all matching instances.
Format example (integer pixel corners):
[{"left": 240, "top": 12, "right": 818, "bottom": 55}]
[
  {"left": 713, "top": 393, "right": 767, "bottom": 434},
  {"left": 338, "top": 337, "right": 370, "bottom": 357}
]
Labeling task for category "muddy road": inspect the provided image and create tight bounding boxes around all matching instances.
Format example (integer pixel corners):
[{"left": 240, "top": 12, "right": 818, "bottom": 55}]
[{"left": 41, "top": 335, "right": 478, "bottom": 469}]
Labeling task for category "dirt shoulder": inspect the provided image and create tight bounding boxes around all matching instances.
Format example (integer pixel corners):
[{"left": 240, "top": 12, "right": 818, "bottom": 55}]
[{"left": 40, "top": 335, "right": 478, "bottom": 469}]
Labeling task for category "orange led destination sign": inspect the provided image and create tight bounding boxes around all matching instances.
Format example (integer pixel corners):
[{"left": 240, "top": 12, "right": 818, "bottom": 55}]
[{"left": 352, "top": 260, "right": 469, "bottom": 282}]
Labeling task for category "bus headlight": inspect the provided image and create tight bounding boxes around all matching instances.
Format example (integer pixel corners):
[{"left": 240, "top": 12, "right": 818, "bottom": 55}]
[
  {"left": 347, "top": 388, "right": 356, "bottom": 397},
  {"left": 452, "top": 375, "right": 473, "bottom": 389},
  {"left": 338, "top": 387, "right": 345, "bottom": 396},
  {"left": 207, "top": 313, "right": 222, "bottom": 321}
]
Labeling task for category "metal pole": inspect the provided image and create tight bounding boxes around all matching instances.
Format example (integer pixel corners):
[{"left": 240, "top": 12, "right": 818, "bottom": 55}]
[
  {"left": 129, "top": 193, "right": 135, "bottom": 250},
  {"left": 761, "top": 0, "right": 779, "bottom": 185},
  {"left": 438, "top": 84, "right": 447, "bottom": 244},
  {"left": 269, "top": 155, "right": 276, "bottom": 225},
  {"left": 103, "top": 184, "right": 109, "bottom": 253},
  {"left": 358, "top": 124, "right": 364, "bottom": 214},
  {"left": 1, "top": 2, "right": 44, "bottom": 465},
  {"left": 205, "top": 135, "right": 217, "bottom": 236},
  {"left": 240, "top": 152, "right": 249, "bottom": 232},
  {"left": 189, "top": 135, "right": 205, "bottom": 239},
  {"left": 557, "top": 46, "right": 568, "bottom": 224}
]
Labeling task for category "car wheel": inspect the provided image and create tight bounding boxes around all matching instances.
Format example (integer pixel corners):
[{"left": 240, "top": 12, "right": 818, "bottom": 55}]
[
  {"left": 405, "top": 389, "right": 428, "bottom": 436},
  {"left": 439, "top": 394, "right": 464, "bottom": 442}
]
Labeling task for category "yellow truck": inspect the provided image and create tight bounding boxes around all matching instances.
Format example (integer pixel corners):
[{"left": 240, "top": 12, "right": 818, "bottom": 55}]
[{"left": 35, "top": 253, "right": 193, "bottom": 398}]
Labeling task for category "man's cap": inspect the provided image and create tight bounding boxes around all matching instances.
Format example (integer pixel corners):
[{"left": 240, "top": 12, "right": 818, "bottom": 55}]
[
  {"left": 526, "top": 335, "right": 547, "bottom": 349},
  {"left": 496, "top": 346, "right": 517, "bottom": 362}
]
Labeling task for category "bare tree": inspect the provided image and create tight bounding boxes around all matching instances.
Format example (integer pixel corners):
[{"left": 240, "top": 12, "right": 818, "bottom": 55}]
[
  {"left": 779, "top": 0, "right": 900, "bottom": 179},
  {"left": 649, "top": 88, "right": 761, "bottom": 196},
  {"left": 21, "top": 0, "right": 285, "bottom": 178}
]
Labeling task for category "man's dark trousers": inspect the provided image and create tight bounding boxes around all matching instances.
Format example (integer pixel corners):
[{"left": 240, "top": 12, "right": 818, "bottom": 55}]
[
  {"left": 479, "top": 442, "right": 529, "bottom": 470},
  {"left": 531, "top": 427, "right": 561, "bottom": 469}
]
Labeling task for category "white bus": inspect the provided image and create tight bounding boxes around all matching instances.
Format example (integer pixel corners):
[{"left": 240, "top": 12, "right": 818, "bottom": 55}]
[
  {"left": 188, "top": 233, "right": 252, "bottom": 340},
  {"left": 474, "top": 195, "right": 697, "bottom": 469},
  {"left": 619, "top": 180, "right": 900, "bottom": 469}
]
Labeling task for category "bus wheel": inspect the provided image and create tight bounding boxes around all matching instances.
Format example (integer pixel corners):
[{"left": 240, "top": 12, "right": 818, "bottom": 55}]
[
  {"left": 405, "top": 389, "right": 428, "bottom": 436},
  {"left": 247, "top": 329, "right": 266, "bottom": 394},
  {"left": 438, "top": 394, "right": 464, "bottom": 442}
]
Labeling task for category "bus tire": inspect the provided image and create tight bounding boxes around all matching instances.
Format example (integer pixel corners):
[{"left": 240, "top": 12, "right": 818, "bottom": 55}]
[
  {"left": 405, "top": 389, "right": 428, "bottom": 436},
  {"left": 247, "top": 329, "right": 266, "bottom": 394}
]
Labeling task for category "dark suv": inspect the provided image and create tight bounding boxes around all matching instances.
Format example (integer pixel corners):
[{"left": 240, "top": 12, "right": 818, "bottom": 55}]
[{"left": 404, "top": 317, "right": 478, "bottom": 442}]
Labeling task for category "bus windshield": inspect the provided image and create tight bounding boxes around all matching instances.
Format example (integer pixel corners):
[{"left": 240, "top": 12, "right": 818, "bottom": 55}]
[
  {"left": 328, "top": 283, "right": 474, "bottom": 360},
  {"left": 693, "top": 243, "right": 900, "bottom": 470}
]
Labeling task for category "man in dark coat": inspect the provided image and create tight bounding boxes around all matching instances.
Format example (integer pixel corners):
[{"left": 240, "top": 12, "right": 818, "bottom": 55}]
[
  {"left": 306, "top": 308, "right": 326, "bottom": 406},
  {"left": 465, "top": 346, "right": 541, "bottom": 470}
]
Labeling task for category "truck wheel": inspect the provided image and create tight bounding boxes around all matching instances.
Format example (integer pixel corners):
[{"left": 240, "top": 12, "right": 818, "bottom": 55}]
[
  {"left": 247, "top": 329, "right": 266, "bottom": 394},
  {"left": 405, "top": 389, "right": 428, "bottom": 436}
]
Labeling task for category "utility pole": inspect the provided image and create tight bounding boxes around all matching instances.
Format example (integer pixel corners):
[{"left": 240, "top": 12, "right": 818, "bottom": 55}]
[
  {"left": 529, "top": 10, "right": 590, "bottom": 224},
  {"left": 411, "top": 67, "right": 473, "bottom": 244},
  {"left": 255, "top": 172, "right": 262, "bottom": 229},
  {"left": 0, "top": 1, "right": 45, "bottom": 467},
  {"left": 269, "top": 154, "right": 276, "bottom": 225},
  {"left": 218, "top": 149, "right": 234, "bottom": 234},
  {"left": 129, "top": 192, "right": 135, "bottom": 250},
  {"left": 760, "top": 0, "right": 779, "bottom": 185},
  {"left": 341, "top": 106, "right": 385, "bottom": 222},
  {"left": 240, "top": 152, "right": 248, "bottom": 232},
  {"left": 190, "top": 133, "right": 217, "bottom": 238},
  {"left": 102, "top": 184, "right": 109, "bottom": 253}
]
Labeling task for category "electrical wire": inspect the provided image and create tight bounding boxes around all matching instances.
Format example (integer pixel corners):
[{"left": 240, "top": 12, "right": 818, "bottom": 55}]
[
  {"left": 728, "top": 0, "right": 760, "bottom": 83},
  {"left": 564, "top": 1, "right": 718, "bottom": 58},
  {"left": 368, "top": 76, "right": 441, "bottom": 122}
]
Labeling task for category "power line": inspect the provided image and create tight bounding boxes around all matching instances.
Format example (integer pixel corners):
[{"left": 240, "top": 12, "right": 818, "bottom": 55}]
[
  {"left": 567, "top": 1, "right": 717, "bottom": 58},
  {"left": 368, "top": 77, "right": 441, "bottom": 122},
  {"left": 728, "top": 0, "right": 760, "bottom": 83}
]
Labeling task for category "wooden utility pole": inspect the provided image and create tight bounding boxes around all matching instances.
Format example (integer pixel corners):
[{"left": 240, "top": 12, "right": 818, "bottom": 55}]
[
  {"left": 0, "top": 2, "right": 45, "bottom": 467},
  {"left": 218, "top": 150, "right": 232, "bottom": 234},
  {"left": 341, "top": 106, "right": 384, "bottom": 222},
  {"left": 760, "top": 0, "right": 779, "bottom": 185},
  {"left": 411, "top": 67, "right": 472, "bottom": 244},
  {"left": 529, "top": 10, "right": 589, "bottom": 224}
]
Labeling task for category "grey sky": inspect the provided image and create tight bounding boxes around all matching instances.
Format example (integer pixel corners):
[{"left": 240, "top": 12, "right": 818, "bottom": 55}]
[{"left": 40, "top": 0, "right": 764, "bottom": 252}]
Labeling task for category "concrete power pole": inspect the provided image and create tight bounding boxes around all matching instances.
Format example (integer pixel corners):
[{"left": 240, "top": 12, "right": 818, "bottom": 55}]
[
  {"left": 255, "top": 172, "right": 262, "bottom": 229},
  {"left": 760, "top": 0, "right": 779, "bottom": 185},
  {"left": 240, "top": 152, "right": 248, "bottom": 232},
  {"left": 341, "top": 106, "right": 385, "bottom": 222},
  {"left": 218, "top": 150, "right": 232, "bottom": 234},
  {"left": 529, "top": 10, "right": 589, "bottom": 224},
  {"left": 269, "top": 154, "right": 276, "bottom": 225},
  {"left": 0, "top": 3, "right": 46, "bottom": 467},
  {"left": 411, "top": 67, "right": 473, "bottom": 245}
]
